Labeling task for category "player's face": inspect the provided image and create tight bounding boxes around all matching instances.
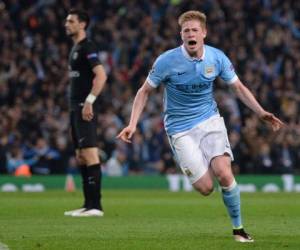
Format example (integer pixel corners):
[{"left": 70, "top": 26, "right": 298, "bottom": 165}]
[
  {"left": 65, "top": 14, "right": 82, "bottom": 37},
  {"left": 180, "top": 20, "right": 206, "bottom": 57}
]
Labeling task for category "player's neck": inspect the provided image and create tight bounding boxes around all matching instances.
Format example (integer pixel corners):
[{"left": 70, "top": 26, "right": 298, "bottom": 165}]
[
  {"left": 197, "top": 47, "right": 204, "bottom": 59},
  {"left": 73, "top": 31, "right": 86, "bottom": 45},
  {"left": 192, "top": 47, "right": 204, "bottom": 59}
]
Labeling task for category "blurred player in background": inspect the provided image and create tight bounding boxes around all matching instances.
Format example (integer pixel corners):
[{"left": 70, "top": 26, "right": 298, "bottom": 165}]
[
  {"left": 64, "top": 9, "right": 107, "bottom": 217},
  {"left": 118, "top": 10, "right": 284, "bottom": 241}
]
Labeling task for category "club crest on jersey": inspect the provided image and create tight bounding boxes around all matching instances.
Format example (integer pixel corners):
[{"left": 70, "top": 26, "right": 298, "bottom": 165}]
[
  {"left": 204, "top": 65, "right": 215, "bottom": 77},
  {"left": 72, "top": 52, "right": 78, "bottom": 60}
]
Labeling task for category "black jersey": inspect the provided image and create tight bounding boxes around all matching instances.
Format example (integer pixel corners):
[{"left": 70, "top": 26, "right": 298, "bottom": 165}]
[{"left": 68, "top": 38, "right": 101, "bottom": 109}]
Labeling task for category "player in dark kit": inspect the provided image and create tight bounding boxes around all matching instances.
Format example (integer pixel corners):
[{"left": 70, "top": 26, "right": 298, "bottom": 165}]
[{"left": 64, "top": 9, "right": 107, "bottom": 217}]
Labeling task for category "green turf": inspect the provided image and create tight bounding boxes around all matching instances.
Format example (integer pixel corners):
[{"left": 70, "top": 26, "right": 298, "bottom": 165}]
[{"left": 0, "top": 190, "right": 299, "bottom": 250}]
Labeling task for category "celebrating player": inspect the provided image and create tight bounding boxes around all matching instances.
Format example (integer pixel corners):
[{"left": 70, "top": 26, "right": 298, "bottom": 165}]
[{"left": 118, "top": 10, "right": 284, "bottom": 241}]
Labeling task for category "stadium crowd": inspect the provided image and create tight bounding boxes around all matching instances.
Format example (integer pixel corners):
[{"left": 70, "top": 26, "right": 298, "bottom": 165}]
[{"left": 0, "top": 0, "right": 300, "bottom": 176}]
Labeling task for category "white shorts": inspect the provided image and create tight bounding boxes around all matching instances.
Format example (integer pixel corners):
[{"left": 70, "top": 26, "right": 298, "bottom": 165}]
[{"left": 168, "top": 115, "right": 233, "bottom": 184}]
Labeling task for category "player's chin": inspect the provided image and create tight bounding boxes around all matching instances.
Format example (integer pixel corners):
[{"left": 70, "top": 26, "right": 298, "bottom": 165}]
[
  {"left": 66, "top": 31, "right": 74, "bottom": 37},
  {"left": 187, "top": 45, "right": 197, "bottom": 51},
  {"left": 186, "top": 45, "right": 198, "bottom": 54}
]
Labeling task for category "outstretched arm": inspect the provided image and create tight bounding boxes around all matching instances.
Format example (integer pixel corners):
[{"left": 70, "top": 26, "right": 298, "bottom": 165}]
[
  {"left": 117, "top": 81, "right": 153, "bottom": 143},
  {"left": 230, "top": 79, "right": 284, "bottom": 131}
]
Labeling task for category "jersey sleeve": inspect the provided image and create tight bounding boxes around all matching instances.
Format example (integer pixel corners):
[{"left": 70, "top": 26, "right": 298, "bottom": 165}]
[
  {"left": 219, "top": 52, "right": 238, "bottom": 84},
  {"left": 85, "top": 42, "right": 102, "bottom": 68},
  {"left": 146, "top": 55, "right": 168, "bottom": 88}
]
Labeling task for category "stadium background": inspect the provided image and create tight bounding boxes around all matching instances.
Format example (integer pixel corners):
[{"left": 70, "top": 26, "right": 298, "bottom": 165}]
[{"left": 0, "top": 0, "right": 300, "bottom": 179}]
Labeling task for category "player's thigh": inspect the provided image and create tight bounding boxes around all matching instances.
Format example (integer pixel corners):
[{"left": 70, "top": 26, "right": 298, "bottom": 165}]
[
  {"left": 170, "top": 133, "right": 208, "bottom": 184},
  {"left": 75, "top": 149, "right": 85, "bottom": 165},
  {"left": 80, "top": 147, "right": 100, "bottom": 165},
  {"left": 73, "top": 109, "right": 98, "bottom": 149},
  {"left": 201, "top": 116, "right": 233, "bottom": 166}
]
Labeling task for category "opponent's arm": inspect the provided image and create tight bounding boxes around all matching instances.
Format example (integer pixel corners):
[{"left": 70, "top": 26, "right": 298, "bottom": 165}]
[
  {"left": 230, "top": 79, "right": 284, "bottom": 131},
  {"left": 82, "top": 65, "right": 107, "bottom": 121},
  {"left": 117, "top": 81, "right": 153, "bottom": 143}
]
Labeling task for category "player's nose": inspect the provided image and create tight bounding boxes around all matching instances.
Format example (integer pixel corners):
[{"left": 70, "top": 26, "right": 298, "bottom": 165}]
[{"left": 187, "top": 32, "right": 195, "bottom": 38}]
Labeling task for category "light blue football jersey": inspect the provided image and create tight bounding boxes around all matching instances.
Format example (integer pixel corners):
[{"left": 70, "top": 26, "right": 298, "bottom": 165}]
[{"left": 146, "top": 44, "right": 238, "bottom": 135}]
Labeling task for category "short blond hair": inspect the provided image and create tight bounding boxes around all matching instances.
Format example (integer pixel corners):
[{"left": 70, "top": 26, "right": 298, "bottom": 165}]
[{"left": 178, "top": 10, "right": 206, "bottom": 28}]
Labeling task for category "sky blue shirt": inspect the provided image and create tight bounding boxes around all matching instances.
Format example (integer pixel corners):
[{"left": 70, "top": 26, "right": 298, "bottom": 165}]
[{"left": 146, "top": 44, "right": 238, "bottom": 135}]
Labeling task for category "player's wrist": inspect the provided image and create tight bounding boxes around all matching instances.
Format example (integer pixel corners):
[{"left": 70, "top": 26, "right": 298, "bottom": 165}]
[
  {"left": 85, "top": 93, "right": 97, "bottom": 104},
  {"left": 128, "top": 123, "right": 137, "bottom": 131},
  {"left": 257, "top": 109, "right": 266, "bottom": 118}
]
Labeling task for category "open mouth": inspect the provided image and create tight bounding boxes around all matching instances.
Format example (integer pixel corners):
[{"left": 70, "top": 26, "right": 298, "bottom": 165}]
[{"left": 188, "top": 40, "right": 197, "bottom": 46}]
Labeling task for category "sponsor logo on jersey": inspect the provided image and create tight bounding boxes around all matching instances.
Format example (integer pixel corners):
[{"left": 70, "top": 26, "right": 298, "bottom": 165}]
[
  {"left": 69, "top": 71, "right": 80, "bottom": 77},
  {"left": 175, "top": 83, "right": 210, "bottom": 93}
]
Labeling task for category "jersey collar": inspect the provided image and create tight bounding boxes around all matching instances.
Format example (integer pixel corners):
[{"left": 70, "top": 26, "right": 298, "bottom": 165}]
[{"left": 181, "top": 45, "right": 205, "bottom": 62}]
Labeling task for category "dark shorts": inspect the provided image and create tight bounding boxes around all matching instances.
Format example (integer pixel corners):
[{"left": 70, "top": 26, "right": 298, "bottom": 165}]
[{"left": 70, "top": 108, "right": 98, "bottom": 149}]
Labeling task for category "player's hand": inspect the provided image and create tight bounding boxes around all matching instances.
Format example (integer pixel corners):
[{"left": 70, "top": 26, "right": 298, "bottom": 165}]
[
  {"left": 259, "top": 111, "right": 285, "bottom": 131},
  {"left": 117, "top": 126, "right": 136, "bottom": 143},
  {"left": 82, "top": 102, "right": 94, "bottom": 121}
]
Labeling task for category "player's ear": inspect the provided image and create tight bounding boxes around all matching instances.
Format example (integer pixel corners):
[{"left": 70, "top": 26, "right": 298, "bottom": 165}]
[
  {"left": 202, "top": 27, "right": 207, "bottom": 39},
  {"left": 180, "top": 30, "right": 184, "bottom": 41},
  {"left": 79, "top": 21, "right": 86, "bottom": 30}
]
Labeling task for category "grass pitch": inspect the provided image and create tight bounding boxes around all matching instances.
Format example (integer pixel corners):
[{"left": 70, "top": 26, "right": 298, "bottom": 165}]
[{"left": 0, "top": 190, "right": 299, "bottom": 250}]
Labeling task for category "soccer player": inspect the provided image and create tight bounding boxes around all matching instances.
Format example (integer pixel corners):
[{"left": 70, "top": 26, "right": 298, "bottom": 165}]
[
  {"left": 117, "top": 11, "right": 284, "bottom": 241},
  {"left": 64, "top": 9, "right": 107, "bottom": 217}
]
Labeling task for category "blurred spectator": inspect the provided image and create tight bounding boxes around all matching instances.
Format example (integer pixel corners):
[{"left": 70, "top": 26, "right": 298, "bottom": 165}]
[
  {"left": 255, "top": 143, "right": 274, "bottom": 174},
  {"left": 127, "top": 129, "right": 148, "bottom": 174},
  {"left": 160, "top": 136, "right": 177, "bottom": 174},
  {"left": 31, "top": 138, "right": 60, "bottom": 174},
  {"left": 6, "top": 146, "right": 37, "bottom": 174},
  {"left": 0, "top": 135, "right": 8, "bottom": 174},
  {"left": 105, "top": 148, "right": 128, "bottom": 176},
  {"left": 273, "top": 134, "right": 297, "bottom": 174},
  {"left": 229, "top": 130, "right": 245, "bottom": 175}
]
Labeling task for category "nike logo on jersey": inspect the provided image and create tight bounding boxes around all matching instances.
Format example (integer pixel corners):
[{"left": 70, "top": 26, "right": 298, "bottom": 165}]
[
  {"left": 177, "top": 72, "right": 186, "bottom": 75},
  {"left": 79, "top": 137, "right": 85, "bottom": 143}
]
